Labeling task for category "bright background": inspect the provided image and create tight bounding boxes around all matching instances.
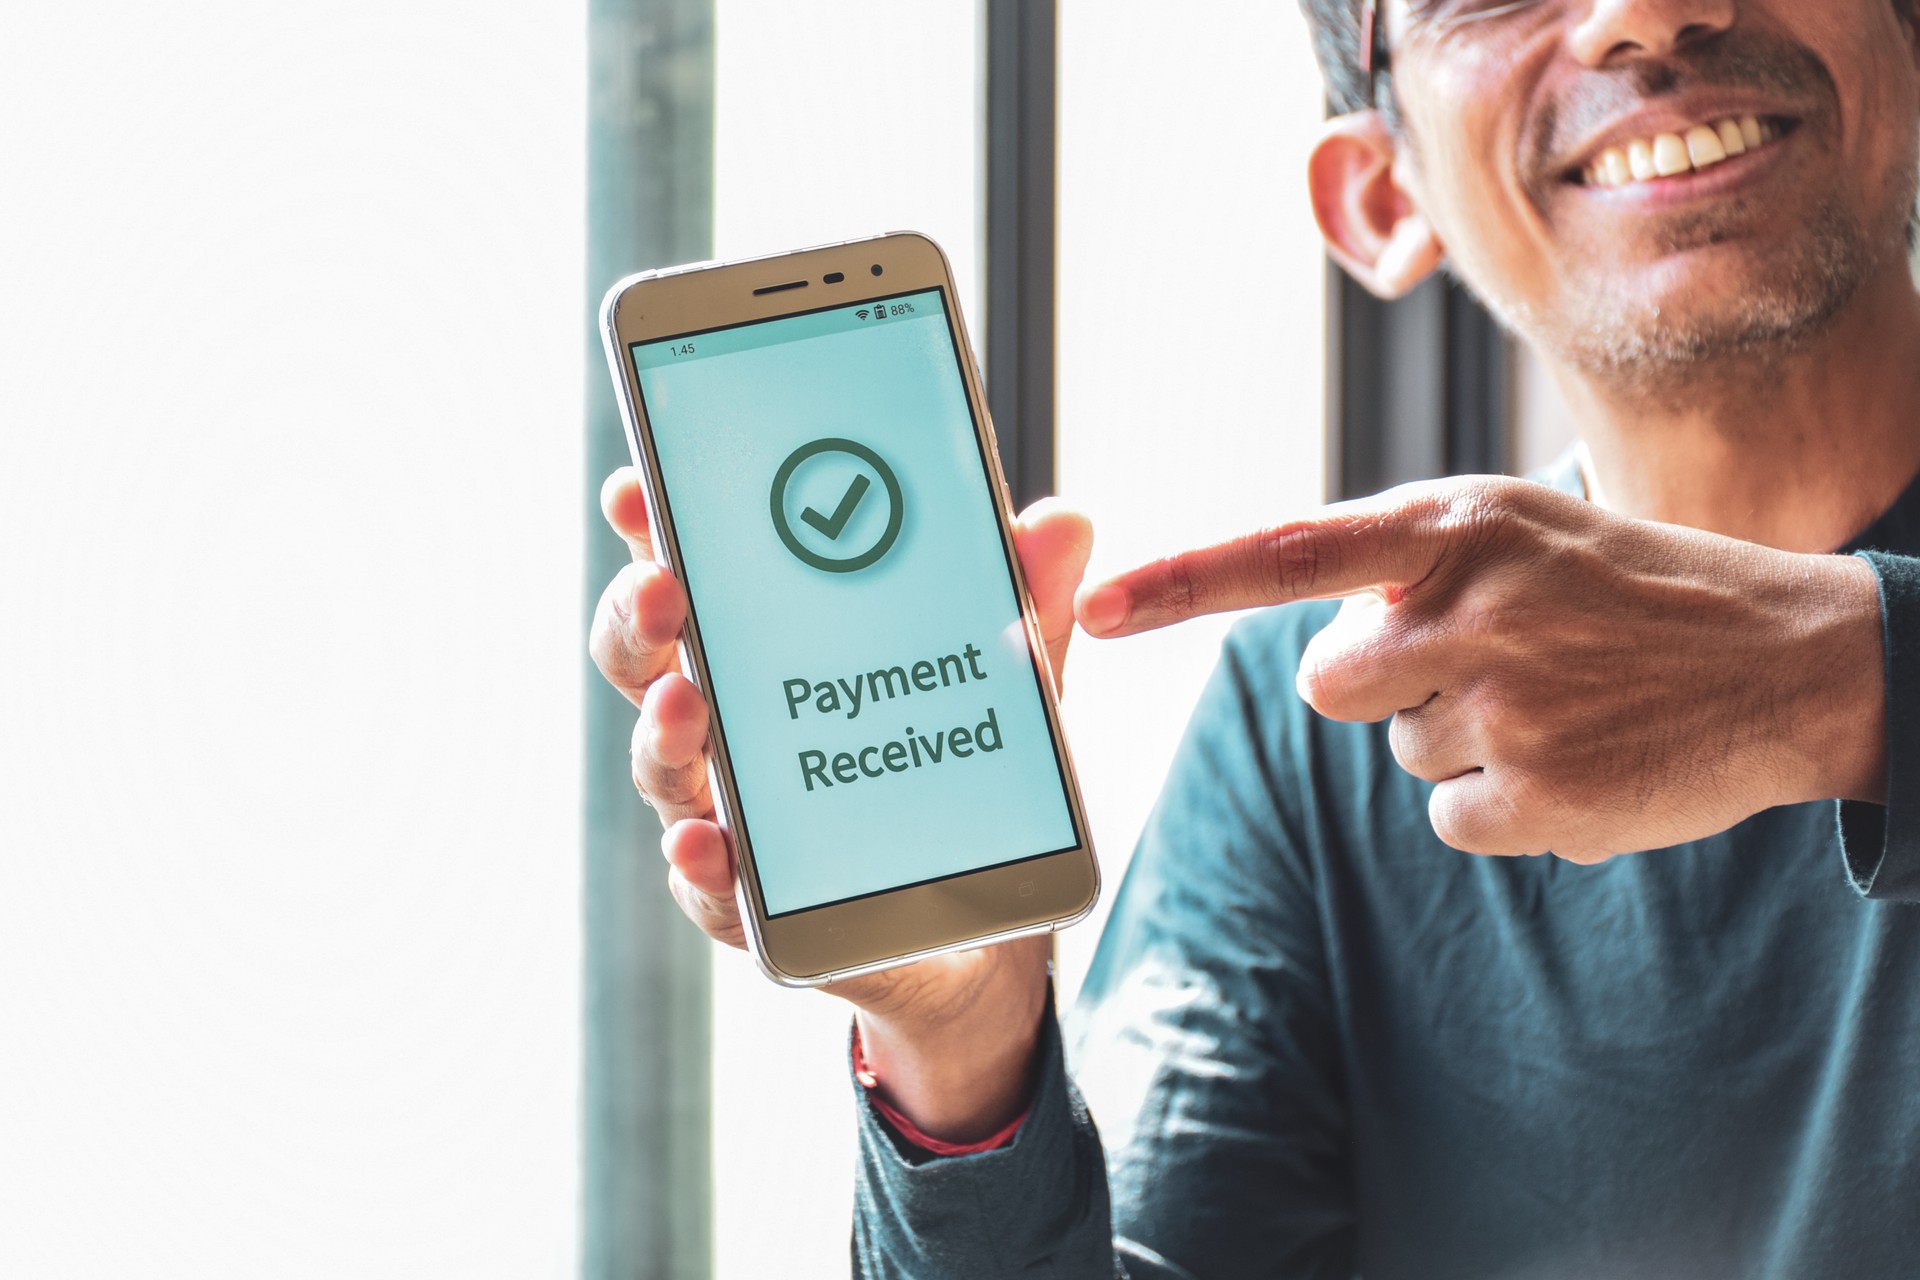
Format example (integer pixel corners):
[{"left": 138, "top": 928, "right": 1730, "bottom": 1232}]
[
  {"left": 0, "top": 3, "right": 583, "bottom": 1276},
  {"left": 0, "top": 2, "right": 1329, "bottom": 1276},
  {"left": 707, "top": 3, "right": 1328, "bottom": 1276}
]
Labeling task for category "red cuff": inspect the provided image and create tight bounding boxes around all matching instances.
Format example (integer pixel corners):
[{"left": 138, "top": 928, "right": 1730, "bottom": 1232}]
[{"left": 852, "top": 1025, "right": 1030, "bottom": 1157}]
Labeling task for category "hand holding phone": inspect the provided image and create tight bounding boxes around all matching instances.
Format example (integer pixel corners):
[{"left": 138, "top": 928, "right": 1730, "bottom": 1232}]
[
  {"left": 590, "top": 470, "right": 1093, "bottom": 1141},
  {"left": 596, "top": 233, "right": 1101, "bottom": 989}
]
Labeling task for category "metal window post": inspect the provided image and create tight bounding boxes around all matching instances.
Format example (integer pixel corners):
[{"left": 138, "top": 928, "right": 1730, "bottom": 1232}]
[
  {"left": 986, "top": 0, "right": 1059, "bottom": 508},
  {"left": 1326, "top": 269, "right": 1511, "bottom": 499},
  {"left": 583, "top": 2, "right": 713, "bottom": 1277}
]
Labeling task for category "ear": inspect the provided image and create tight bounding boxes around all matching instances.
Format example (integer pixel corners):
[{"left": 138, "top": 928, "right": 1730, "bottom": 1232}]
[{"left": 1307, "top": 112, "right": 1444, "bottom": 299}]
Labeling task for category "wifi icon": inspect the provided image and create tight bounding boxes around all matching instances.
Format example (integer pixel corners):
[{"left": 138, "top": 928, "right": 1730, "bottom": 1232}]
[{"left": 855, "top": 308, "right": 871, "bottom": 320}]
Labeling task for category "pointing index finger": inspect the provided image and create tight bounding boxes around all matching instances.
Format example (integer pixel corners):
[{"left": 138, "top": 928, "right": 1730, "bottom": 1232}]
[{"left": 1074, "top": 490, "right": 1454, "bottom": 637}]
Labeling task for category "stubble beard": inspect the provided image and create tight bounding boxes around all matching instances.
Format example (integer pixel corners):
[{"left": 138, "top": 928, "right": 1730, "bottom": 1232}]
[
  {"left": 1514, "top": 192, "right": 1884, "bottom": 397},
  {"left": 1468, "top": 23, "right": 1919, "bottom": 400}
]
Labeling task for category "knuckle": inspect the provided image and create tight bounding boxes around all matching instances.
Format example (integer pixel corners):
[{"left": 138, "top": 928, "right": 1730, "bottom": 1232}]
[
  {"left": 1427, "top": 791, "right": 1471, "bottom": 851},
  {"left": 1415, "top": 479, "right": 1529, "bottom": 579},
  {"left": 1295, "top": 630, "right": 1349, "bottom": 713},
  {"left": 629, "top": 719, "right": 706, "bottom": 810},
  {"left": 1431, "top": 769, "right": 1540, "bottom": 856},
  {"left": 631, "top": 749, "right": 705, "bottom": 811},
  {"left": 1387, "top": 710, "right": 1425, "bottom": 773},
  {"left": 1442, "top": 480, "right": 1514, "bottom": 540},
  {"left": 1154, "top": 552, "right": 1203, "bottom": 619},
  {"left": 1296, "top": 651, "right": 1347, "bottom": 715},
  {"left": 1260, "top": 525, "right": 1336, "bottom": 599},
  {"left": 669, "top": 868, "right": 745, "bottom": 948}
]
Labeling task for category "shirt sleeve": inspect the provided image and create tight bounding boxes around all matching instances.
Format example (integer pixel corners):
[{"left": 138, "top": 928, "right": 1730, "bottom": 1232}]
[
  {"left": 1837, "top": 550, "right": 1920, "bottom": 901},
  {"left": 850, "top": 609, "right": 1357, "bottom": 1279},
  {"left": 1067, "top": 615, "right": 1356, "bottom": 1278},
  {"left": 850, "top": 1000, "right": 1120, "bottom": 1279}
]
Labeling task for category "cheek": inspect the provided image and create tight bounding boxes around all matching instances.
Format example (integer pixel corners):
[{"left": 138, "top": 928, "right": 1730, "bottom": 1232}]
[
  {"left": 1396, "top": 52, "right": 1557, "bottom": 305},
  {"left": 1799, "top": 7, "right": 1920, "bottom": 185}
]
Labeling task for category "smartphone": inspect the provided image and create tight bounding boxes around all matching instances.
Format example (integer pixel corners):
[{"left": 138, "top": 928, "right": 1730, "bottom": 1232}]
[{"left": 599, "top": 232, "right": 1100, "bottom": 986}]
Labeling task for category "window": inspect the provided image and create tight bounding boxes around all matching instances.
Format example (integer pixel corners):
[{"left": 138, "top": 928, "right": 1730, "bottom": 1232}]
[
  {"left": 1054, "top": 5, "right": 1330, "bottom": 993},
  {"left": 585, "top": 6, "right": 1342, "bottom": 1277},
  {"left": 1, "top": 4, "right": 584, "bottom": 1275},
  {"left": 707, "top": 6, "right": 987, "bottom": 1277}
]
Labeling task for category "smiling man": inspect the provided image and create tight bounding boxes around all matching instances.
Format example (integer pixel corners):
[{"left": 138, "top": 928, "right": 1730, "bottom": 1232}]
[{"left": 590, "top": 1, "right": 1920, "bottom": 1276}]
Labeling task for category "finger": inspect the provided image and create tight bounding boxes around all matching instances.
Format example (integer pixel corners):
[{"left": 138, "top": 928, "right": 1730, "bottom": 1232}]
[
  {"left": 663, "top": 819, "right": 747, "bottom": 949},
  {"left": 1428, "top": 767, "right": 1555, "bottom": 860},
  {"left": 631, "top": 673, "right": 713, "bottom": 823},
  {"left": 1386, "top": 696, "right": 1481, "bottom": 784},
  {"left": 1075, "top": 483, "right": 1466, "bottom": 638},
  {"left": 1011, "top": 499, "right": 1093, "bottom": 690},
  {"left": 600, "top": 467, "right": 658, "bottom": 563},
  {"left": 1295, "top": 597, "right": 1454, "bottom": 723},
  {"left": 589, "top": 560, "right": 688, "bottom": 709}
]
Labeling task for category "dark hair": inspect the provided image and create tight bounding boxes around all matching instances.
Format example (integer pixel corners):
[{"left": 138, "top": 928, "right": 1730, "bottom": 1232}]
[
  {"left": 1297, "top": 3, "right": 1920, "bottom": 270},
  {"left": 1298, "top": 0, "right": 1372, "bottom": 115},
  {"left": 1300, "top": 0, "right": 1920, "bottom": 119}
]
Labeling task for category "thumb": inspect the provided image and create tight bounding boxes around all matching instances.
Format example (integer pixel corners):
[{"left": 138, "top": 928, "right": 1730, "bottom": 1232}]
[{"left": 1011, "top": 499, "right": 1094, "bottom": 691}]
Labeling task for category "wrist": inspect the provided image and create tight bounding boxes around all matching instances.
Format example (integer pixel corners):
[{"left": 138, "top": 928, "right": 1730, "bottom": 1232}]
[
  {"left": 852, "top": 935, "right": 1050, "bottom": 1144},
  {"left": 1788, "top": 552, "right": 1887, "bottom": 805}
]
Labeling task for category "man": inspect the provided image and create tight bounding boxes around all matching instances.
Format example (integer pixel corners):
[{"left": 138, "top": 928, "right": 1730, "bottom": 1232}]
[{"left": 591, "top": 0, "right": 1920, "bottom": 1274}]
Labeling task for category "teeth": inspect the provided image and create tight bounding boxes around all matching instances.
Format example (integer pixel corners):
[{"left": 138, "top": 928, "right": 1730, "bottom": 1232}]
[
  {"left": 1628, "top": 139, "right": 1657, "bottom": 181},
  {"left": 1584, "top": 114, "right": 1781, "bottom": 189},
  {"left": 1684, "top": 124, "right": 1725, "bottom": 167},
  {"left": 1652, "top": 132, "right": 1690, "bottom": 176}
]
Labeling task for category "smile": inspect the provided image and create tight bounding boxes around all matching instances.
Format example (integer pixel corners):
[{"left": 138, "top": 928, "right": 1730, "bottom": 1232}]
[{"left": 1578, "top": 115, "right": 1788, "bottom": 189}]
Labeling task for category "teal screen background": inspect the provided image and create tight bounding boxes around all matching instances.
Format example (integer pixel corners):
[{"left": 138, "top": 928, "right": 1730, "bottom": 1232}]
[{"left": 633, "top": 290, "right": 1080, "bottom": 916}]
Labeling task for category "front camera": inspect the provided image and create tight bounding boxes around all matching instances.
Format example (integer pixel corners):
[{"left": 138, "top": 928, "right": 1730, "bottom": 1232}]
[{"left": 870, "top": 264, "right": 884, "bottom": 277}]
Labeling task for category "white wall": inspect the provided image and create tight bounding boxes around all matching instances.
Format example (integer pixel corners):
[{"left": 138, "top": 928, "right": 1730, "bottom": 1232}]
[
  {"left": 0, "top": 5, "right": 583, "bottom": 1276},
  {"left": 709, "top": 4, "right": 986, "bottom": 1277},
  {"left": 1055, "top": 3, "right": 1330, "bottom": 999},
  {"left": 705, "top": 4, "right": 1331, "bottom": 1277}
]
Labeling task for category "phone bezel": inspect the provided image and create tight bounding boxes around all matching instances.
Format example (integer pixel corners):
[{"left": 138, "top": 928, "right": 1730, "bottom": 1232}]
[{"left": 599, "top": 231, "right": 1100, "bottom": 986}]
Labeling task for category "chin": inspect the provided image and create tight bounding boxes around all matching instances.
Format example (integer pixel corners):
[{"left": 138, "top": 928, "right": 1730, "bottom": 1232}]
[{"left": 1537, "top": 213, "right": 1873, "bottom": 386}]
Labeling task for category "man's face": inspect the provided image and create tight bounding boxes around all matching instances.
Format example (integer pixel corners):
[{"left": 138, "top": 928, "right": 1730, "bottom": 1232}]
[{"left": 1385, "top": 0, "right": 1920, "bottom": 383}]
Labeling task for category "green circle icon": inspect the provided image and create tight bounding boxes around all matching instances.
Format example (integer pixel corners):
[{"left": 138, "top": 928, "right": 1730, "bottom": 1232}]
[{"left": 768, "top": 437, "right": 904, "bottom": 573}]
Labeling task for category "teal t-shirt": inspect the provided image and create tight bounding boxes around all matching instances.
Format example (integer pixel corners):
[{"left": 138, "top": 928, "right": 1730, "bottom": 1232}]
[{"left": 853, "top": 467, "right": 1920, "bottom": 1278}]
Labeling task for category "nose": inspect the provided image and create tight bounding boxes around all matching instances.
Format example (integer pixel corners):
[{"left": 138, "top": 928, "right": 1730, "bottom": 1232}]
[{"left": 1567, "top": 0, "right": 1737, "bottom": 67}]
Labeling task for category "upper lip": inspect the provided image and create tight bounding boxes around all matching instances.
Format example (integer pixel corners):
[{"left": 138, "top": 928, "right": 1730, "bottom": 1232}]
[{"left": 1551, "top": 93, "right": 1805, "bottom": 181}]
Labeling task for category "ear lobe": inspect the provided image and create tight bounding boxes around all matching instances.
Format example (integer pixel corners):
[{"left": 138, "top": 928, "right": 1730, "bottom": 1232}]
[{"left": 1308, "top": 112, "right": 1445, "bottom": 299}]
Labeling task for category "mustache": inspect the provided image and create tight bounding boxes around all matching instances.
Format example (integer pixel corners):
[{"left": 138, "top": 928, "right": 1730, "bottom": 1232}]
[{"left": 1532, "top": 28, "right": 1836, "bottom": 172}]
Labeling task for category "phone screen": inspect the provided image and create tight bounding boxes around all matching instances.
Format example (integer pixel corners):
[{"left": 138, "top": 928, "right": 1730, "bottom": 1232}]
[{"left": 631, "top": 288, "right": 1082, "bottom": 917}]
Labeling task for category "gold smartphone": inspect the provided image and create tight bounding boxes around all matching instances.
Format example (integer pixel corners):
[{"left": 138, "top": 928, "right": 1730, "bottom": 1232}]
[{"left": 600, "top": 232, "right": 1099, "bottom": 986}]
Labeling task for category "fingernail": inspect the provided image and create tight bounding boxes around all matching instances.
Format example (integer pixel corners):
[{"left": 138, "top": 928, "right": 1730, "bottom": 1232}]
[{"left": 1078, "top": 584, "right": 1128, "bottom": 635}]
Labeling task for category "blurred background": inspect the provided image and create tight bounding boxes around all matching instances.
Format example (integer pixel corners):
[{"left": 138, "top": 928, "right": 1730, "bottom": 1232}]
[{"left": 0, "top": 2, "right": 1557, "bottom": 1276}]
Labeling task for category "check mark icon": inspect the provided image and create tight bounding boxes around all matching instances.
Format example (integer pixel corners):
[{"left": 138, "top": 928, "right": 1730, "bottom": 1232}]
[{"left": 801, "top": 474, "right": 871, "bottom": 540}]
